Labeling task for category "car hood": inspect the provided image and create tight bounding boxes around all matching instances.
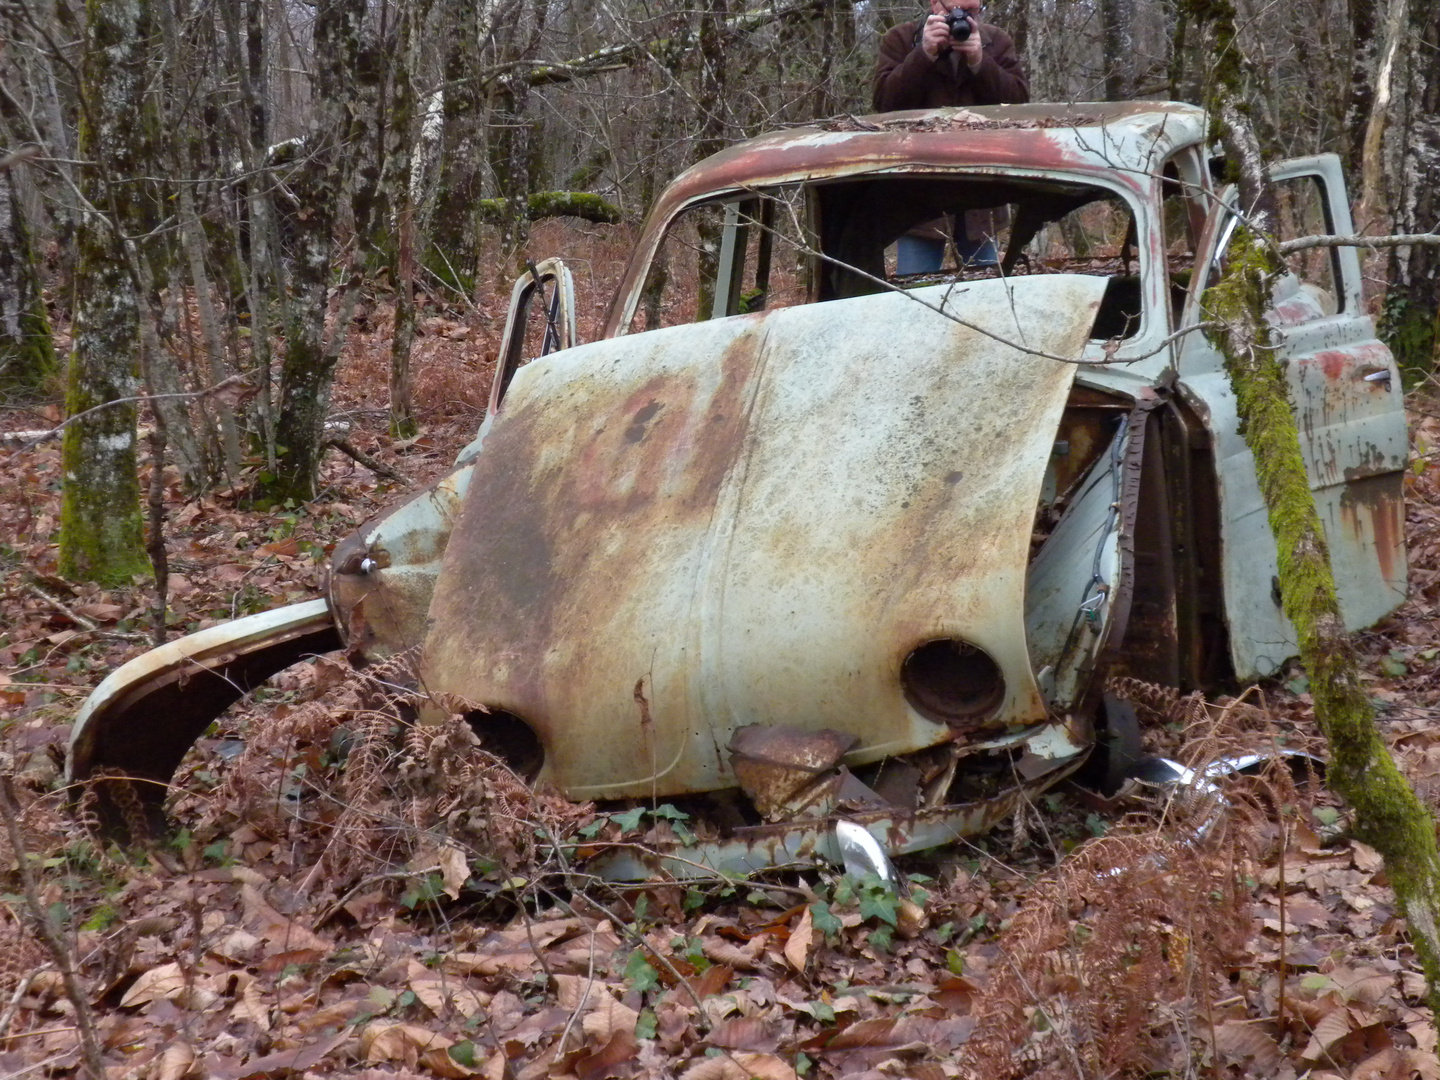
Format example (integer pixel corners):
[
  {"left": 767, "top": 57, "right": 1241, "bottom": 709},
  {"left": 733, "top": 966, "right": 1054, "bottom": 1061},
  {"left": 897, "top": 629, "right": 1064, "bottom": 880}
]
[{"left": 422, "top": 276, "right": 1108, "bottom": 800}]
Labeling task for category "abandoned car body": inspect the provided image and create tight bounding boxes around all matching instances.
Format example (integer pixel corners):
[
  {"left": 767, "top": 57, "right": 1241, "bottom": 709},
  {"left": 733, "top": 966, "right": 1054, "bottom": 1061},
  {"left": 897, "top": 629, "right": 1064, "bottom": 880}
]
[{"left": 69, "top": 102, "right": 1407, "bottom": 877}]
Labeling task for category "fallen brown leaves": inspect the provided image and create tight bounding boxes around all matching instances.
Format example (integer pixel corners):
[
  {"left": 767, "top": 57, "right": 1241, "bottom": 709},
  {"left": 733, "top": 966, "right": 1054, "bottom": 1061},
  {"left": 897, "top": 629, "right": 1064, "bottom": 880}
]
[{"left": 3, "top": 237, "right": 1440, "bottom": 1079}]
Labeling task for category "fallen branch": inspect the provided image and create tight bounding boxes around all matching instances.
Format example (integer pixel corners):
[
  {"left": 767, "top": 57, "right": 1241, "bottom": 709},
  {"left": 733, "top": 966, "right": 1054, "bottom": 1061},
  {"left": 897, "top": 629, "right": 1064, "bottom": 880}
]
[
  {"left": 325, "top": 437, "right": 414, "bottom": 487},
  {"left": 1278, "top": 231, "right": 1440, "bottom": 254},
  {"left": 22, "top": 583, "right": 98, "bottom": 633},
  {"left": 0, "top": 967, "right": 44, "bottom": 1040}
]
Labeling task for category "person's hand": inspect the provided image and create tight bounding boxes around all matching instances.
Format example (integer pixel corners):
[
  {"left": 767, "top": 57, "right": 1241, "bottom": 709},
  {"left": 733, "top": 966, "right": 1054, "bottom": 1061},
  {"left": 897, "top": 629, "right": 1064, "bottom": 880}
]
[
  {"left": 953, "top": 20, "right": 983, "bottom": 68},
  {"left": 920, "top": 13, "right": 951, "bottom": 59}
]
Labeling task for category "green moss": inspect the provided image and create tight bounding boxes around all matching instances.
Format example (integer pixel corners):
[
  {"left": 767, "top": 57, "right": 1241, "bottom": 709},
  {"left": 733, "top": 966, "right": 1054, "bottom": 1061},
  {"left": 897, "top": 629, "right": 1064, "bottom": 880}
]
[
  {"left": 475, "top": 191, "right": 622, "bottom": 226},
  {"left": 1379, "top": 292, "right": 1439, "bottom": 389},
  {"left": 1206, "top": 224, "right": 1440, "bottom": 1016}
]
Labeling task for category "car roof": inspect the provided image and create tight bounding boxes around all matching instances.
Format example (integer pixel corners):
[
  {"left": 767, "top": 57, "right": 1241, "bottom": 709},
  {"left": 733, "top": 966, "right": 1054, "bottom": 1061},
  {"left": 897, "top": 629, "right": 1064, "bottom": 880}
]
[{"left": 652, "top": 101, "right": 1209, "bottom": 212}]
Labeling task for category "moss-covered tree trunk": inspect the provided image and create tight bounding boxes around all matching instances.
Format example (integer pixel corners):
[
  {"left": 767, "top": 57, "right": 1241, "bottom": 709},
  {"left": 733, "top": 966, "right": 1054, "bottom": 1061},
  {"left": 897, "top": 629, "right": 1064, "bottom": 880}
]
[
  {"left": 0, "top": 164, "right": 57, "bottom": 393},
  {"left": 263, "top": 0, "right": 367, "bottom": 505},
  {"left": 1184, "top": 0, "right": 1440, "bottom": 1016},
  {"left": 58, "top": 0, "right": 158, "bottom": 585}
]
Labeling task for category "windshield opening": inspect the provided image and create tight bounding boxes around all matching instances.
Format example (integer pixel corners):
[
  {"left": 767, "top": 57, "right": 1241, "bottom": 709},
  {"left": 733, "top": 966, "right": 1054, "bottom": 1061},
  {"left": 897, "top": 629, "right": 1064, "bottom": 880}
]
[{"left": 628, "top": 172, "right": 1145, "bottom": 341}]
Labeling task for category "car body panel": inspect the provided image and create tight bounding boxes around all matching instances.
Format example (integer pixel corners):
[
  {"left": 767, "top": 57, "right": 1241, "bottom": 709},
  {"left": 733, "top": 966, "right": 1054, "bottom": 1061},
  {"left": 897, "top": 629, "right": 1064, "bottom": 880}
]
[
  {"left": 423, "top": 276, "right": 1107, "bottom": 799},
  {"left": 1176, "top": 154, "right": 1407, "bottom": 679}
]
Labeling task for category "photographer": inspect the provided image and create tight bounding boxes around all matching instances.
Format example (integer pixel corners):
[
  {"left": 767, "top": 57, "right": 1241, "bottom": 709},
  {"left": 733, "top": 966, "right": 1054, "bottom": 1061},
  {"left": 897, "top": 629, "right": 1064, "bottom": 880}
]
[
  {"left": 871, "top": 0, "right": 1028, "bottom": 272},
  {"left": 872, "top": 0, "right": 1028, "bottom": 113}
]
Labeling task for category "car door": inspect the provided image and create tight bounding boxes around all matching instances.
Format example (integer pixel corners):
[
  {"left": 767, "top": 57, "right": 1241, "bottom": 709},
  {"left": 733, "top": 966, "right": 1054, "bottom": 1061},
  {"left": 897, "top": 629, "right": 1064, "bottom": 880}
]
[{"left": 1175, "top": 154, "right": 1407, "bottom": 680}]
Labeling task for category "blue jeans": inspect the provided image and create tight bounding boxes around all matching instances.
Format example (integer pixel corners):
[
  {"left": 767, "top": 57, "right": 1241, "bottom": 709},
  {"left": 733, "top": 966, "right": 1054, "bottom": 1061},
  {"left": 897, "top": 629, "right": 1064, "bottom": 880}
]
[{"left": 896, "top": 234, "right": 999, "bottom": 275}]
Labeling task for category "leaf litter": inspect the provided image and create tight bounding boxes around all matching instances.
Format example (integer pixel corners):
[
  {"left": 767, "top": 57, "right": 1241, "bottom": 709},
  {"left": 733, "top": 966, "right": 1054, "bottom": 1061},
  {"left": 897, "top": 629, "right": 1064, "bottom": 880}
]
[{"left": 2, "top": 230, "right": 1440, "bottom": 1078}]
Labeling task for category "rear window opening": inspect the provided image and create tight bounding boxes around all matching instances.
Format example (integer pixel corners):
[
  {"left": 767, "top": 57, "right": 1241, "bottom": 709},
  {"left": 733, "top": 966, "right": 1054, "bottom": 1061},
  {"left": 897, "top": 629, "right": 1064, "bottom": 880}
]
[{"left": 631, "top": 173, "right": 1146, "bottom": 342}]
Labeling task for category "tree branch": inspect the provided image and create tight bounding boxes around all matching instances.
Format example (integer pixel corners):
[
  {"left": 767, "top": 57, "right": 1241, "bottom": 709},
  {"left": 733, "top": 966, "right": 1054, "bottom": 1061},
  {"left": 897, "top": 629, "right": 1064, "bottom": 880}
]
[{"left": 1277, "top": 231, "right": 1440, "bottom": 254}]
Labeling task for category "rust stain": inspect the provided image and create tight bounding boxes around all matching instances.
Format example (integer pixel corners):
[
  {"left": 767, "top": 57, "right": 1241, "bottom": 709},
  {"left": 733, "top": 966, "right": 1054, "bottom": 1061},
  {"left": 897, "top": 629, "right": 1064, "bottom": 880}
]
[
  {"left": 1338, "top": 473, "right": 1404, "bottom": 587},
  {"left": 423, "top": 329, "right": 763, "bottom": 764}
]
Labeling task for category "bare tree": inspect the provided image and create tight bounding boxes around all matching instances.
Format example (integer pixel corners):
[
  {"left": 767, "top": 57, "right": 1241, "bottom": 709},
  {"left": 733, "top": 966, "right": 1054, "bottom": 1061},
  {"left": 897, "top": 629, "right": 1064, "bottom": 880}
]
[{"left": 58, "top": 0, "right": 157, "bottom": 584}]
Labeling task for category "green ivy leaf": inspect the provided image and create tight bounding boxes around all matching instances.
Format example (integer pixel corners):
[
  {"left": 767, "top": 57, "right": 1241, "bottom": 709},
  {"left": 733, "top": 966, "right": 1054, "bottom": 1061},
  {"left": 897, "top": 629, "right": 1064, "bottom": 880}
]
[
  {"left": 858, "top": 888, "right": 898, "bottom": 928},
  {"left": 610, "top": 807, "right": 646, "bottom": 833},
  {"left": 635, "top": 1008, "right": 658, "bottom": 1040},
  {"left": 449, "top": 1040, "right": 477, "bottom": 1067},
  {"left": 810, "top": 901, "right": 842, "bottom": 936},
  {"left": 624, "top": 950, "right": 661, "bottom": 993}
]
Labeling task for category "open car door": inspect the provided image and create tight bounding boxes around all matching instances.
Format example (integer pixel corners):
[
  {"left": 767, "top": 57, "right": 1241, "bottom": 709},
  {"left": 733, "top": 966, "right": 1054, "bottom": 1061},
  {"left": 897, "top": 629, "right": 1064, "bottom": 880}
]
[{"left": 1176, "top": 153, "right": 1407, "bottom": 680}]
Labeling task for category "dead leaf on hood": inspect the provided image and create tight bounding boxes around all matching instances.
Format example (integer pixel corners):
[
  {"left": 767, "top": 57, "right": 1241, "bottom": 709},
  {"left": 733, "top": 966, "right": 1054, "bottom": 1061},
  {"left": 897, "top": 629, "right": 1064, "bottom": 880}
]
[
  {"left": 211, "top": 1029, "right": 348, "bottom": 1080},
  {"left": 1300, "top": 1007, "right": 1358, "bottom": 1064},
  {"left": 1209, "top": 1020, "right": 1283, "bottom": 1071},
  {"left": 703, "top": 936, "right": 765, "bottom": 971},
  {"left": 567, "top": 1030, "right": 640, "bottom": 1080},
  {"left": 420, "top": 1044, "right": 480, "bottom": 1078},
  {"left": 439, "top": 843, "right": 470, "bottom": 899},
  {"left": 241, "top": 884, "right": 331, "bottom": 954},
  {"left": 706, "top": 1016, "right": 775, "bottom": 1052},
  {"left": 441, "top": 949, "right": 540, "bottom": 977}
]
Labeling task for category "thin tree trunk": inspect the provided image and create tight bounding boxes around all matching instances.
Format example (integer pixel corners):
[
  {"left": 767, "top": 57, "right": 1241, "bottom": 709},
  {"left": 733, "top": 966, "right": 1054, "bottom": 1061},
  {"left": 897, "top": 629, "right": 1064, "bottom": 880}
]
[
  {"left": 1379, "top": 0, "right": 1440, "bottom": 381},
  {"left": 388, "top": 0, "right": 425, "bottom": 439},
  {"left": 1100, "top": 0, "right": 1135, "bottom": 100},
  {"left": 0, "top": 163, "right": 57, "bottom": 391},
  {"left": 1344, "top": 0, "right": 1379, "bottom": 178},
  {"left": 1356, "top": 0, "right": 1408, "bottom": 229},
  {"left": 59, "top": 0, "right": 158, "bottom": 585},
  {"left": 266, "top": 0, "right": 368, "bottom": 505}
]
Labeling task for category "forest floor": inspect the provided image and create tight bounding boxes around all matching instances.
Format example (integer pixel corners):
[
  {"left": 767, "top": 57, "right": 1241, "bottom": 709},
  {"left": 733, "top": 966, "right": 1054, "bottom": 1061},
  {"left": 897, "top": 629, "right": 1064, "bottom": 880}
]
[{"left": 2, "top": 222, "right": 1440, "bottom": 1079}]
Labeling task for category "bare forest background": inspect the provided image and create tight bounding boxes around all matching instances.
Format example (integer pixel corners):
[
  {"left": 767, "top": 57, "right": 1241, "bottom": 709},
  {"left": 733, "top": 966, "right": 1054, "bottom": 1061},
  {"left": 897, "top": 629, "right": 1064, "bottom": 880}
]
[{"left": 0, "top": 0, "right": 1436, "bottom": 580}]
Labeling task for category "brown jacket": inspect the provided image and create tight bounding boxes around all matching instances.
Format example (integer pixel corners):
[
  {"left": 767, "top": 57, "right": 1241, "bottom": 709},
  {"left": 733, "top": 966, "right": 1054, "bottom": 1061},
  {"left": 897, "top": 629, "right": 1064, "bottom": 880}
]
[{"left": 871, "top": 19, "right": 1029, "bottom": 112}]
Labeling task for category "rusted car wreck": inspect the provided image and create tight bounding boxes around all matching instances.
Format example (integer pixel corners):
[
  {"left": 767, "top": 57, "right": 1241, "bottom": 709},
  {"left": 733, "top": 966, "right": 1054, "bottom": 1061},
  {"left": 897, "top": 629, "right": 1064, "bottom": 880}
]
[{"left": 69, "top": 102, "right": 1407, "bottom": 878}]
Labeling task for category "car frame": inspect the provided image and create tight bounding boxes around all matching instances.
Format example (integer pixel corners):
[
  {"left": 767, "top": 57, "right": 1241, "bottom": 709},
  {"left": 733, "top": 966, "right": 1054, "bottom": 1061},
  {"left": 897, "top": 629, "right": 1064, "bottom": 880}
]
[{"left": 69, "top": 101, "right": 1407, "bottom": 878}]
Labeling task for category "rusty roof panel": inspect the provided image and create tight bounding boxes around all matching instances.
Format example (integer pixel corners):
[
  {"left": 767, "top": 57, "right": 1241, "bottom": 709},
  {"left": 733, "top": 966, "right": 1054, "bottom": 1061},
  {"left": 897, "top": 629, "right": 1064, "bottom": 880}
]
[{"left": 422, "top": 276, "right": 1107, "bottom": 801}]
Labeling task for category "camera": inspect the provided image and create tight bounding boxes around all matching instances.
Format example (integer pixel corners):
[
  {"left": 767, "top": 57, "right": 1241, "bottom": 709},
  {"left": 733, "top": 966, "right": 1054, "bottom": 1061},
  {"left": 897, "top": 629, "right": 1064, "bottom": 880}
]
[{"left": 945, "top": 8, "right": 973, "bottom": 40}]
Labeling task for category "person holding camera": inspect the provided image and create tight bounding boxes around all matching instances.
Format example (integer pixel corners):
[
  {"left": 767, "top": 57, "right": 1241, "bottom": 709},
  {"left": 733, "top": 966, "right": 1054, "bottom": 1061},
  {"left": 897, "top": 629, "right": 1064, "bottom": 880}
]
[
  {"left": 871, "top": 0, "right": 1028, "bottom": 272},
  {"left": 872, "top": 0, "right": 1028, "bottom": 112}
]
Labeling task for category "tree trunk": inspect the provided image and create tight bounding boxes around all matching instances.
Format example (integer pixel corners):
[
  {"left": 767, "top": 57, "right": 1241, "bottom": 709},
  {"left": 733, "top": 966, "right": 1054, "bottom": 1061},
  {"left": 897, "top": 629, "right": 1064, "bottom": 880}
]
[
  {"left": 0, "top": 163, "right": 57, "bottom": 393},
  {"left": 1183, "top": 0, "right": 1440, "bottom": 1016},
  {"left": 59, "top": 0, "right": 156, "bottom": 585},
  {"left": 1344, "top": 0, "right": 1378, "bottom": 178},
  {"left": 1378, "top": 0, "right": 1440, "bottom": 382},
  {"left": 1100, "top": 0, "right": 1135, "bottom": 100},
  {"left": 264, "top": 0, "right": 368, "bottom": 506},
  {"left": 693, "top": 0, "right": 730, "bottom": 318},
  {"left": 388, "top": 0, "right": 426, "bottom": 440},
  {"left": 425, "top": 0, "right": 485, "bottom": 289}
]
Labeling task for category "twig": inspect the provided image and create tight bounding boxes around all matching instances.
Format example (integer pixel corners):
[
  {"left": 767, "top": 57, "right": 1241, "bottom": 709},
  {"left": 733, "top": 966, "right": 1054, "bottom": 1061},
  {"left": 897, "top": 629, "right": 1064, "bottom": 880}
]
[
  {"left": 145, "top": 425, "right": 169, "bottom": 648},
  {"left": 1277, "top": 231, "right": 1440, "bottom": 254},
  {"left": 1276, "top": 818, "right": 1288, "bottom": 1037},
  {"left": 325, "top": 437, "right": 414, "bottom": 486},
  {"left": 314, "top": 868, "right": 436, "bottom": 927},
  {"left": 0, "top": 967, "right": 44, "bottom": 1039},
  {"left": 0, "top": 374, "right": 252, "bottom": 459},
  {"left": 22, "top": 583, "right": 98, "bottom": 633},
  {"left": 0, "top": 775, "right": 105, "bottom": 1079}
]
